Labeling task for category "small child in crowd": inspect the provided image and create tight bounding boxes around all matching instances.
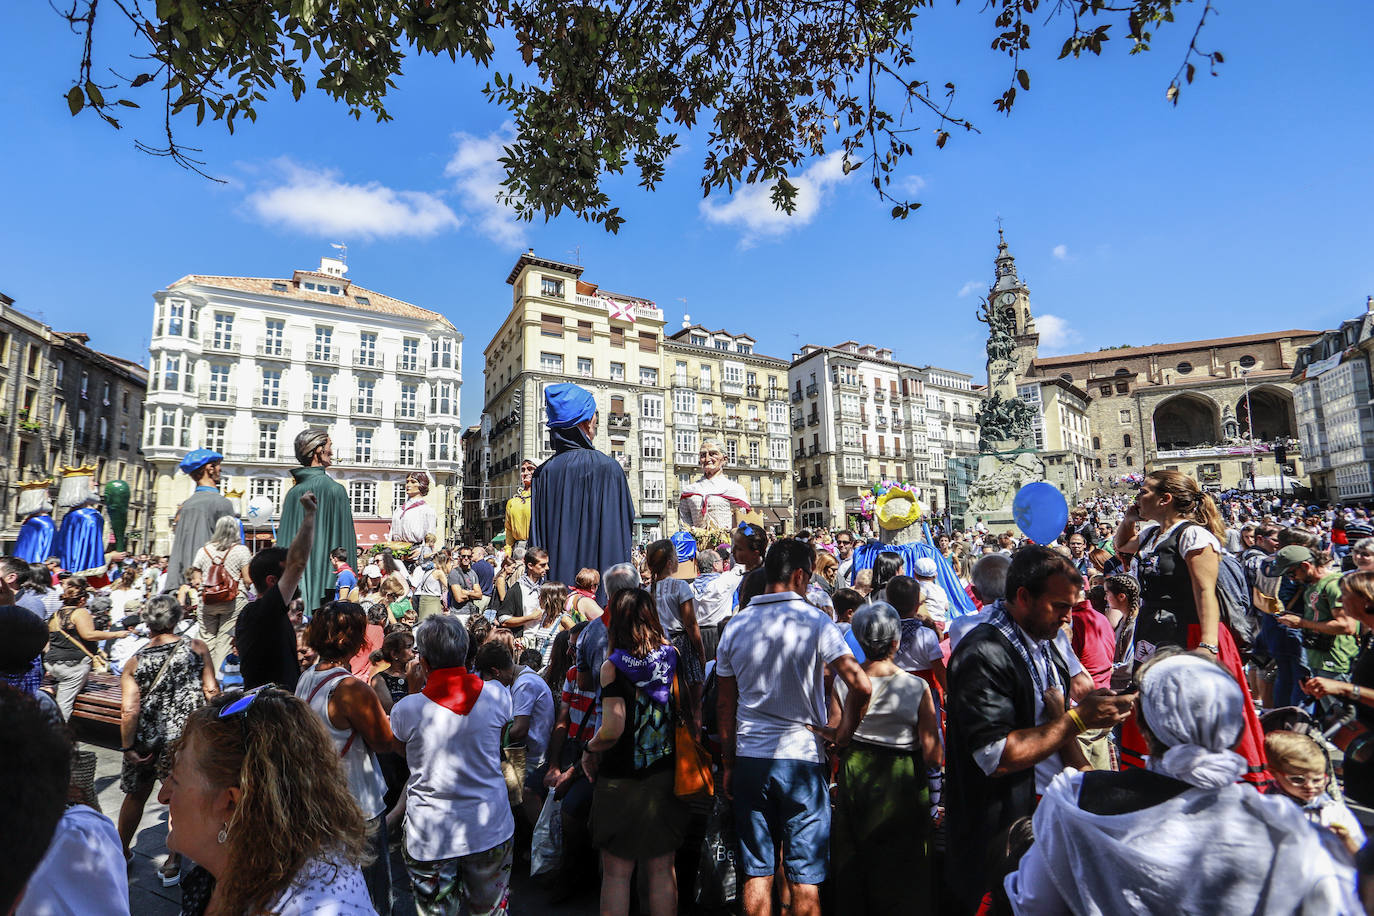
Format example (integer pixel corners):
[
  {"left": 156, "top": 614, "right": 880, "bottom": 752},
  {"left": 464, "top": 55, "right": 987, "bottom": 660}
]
[{"left": 1266, "top": 730, "right": 1365, "bottom": 858}]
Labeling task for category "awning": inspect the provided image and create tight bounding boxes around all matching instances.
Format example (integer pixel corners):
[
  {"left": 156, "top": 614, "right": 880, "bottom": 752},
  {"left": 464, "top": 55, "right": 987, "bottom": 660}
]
[
  {"left": 492, "top": 532, "right": 507, "bottom": 545},
  {"left": 634, "top": 516, "right": 661, "bottom": 524},
  {"left": 354, "top": 520, "right": 392, "bottom": 549},
  {"left": 772, "top": 507, "right": 793, "bottom": 520}
]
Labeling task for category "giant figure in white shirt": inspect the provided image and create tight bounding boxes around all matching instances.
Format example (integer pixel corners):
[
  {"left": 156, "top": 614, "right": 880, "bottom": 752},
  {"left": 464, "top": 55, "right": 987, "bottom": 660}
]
[
  {"left": 389, "top": 470, "right": 437, "bottom": 546},
  {"left": 678, "top": 438, "right": 751, "bottom": 530}
]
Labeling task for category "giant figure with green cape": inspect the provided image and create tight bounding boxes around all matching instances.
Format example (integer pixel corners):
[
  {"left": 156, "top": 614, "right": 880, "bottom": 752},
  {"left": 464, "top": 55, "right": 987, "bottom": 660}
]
[{"left": 276, "top": 428, "right": 356, "bottom": 612}]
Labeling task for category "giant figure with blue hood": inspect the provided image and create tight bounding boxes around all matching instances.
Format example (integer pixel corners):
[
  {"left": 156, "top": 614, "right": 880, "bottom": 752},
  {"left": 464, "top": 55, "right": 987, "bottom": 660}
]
[
  {"left": 164, "top": 448, "right": 236, "bottom": 592},
  {"left": 530, "top": 383, "right": 635, "bottom": 602}
]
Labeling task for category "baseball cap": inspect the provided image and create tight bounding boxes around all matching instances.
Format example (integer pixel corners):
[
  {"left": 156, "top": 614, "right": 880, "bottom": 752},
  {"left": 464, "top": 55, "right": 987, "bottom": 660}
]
[
  {"left": 361, "top": 564, "right": 382, "bottom": 578},
  {"left": 913, "top": 557, "right": 938, "bottom": 578},
  {"left": 1267, "top": 545, "right": 1314, "bottom": 578}
]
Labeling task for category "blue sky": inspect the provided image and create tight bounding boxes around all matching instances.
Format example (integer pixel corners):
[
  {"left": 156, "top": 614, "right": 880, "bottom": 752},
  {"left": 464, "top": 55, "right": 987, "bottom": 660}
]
[{"left": 2, "top": 0, "right": 1372, "bottom": 427}]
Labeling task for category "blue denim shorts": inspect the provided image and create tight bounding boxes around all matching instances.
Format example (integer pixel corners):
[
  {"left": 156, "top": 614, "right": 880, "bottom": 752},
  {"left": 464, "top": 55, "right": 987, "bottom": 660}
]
[{"left": 731, "top": 756, "right": 830, "bottom": 885}]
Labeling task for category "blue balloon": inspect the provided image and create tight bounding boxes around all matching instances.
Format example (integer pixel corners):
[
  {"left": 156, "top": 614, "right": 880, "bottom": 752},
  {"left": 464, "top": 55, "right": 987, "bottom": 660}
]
[{"left": 1012, "top": 482, "right": 1069, "bottom": 545}]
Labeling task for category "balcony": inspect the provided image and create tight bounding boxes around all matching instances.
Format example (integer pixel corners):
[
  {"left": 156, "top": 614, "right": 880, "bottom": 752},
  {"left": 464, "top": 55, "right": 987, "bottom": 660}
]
[
  {"left": 843, "top": 473, "right": 869, "bottom": 485},
  {"left": 769, "top": 422, "right": 788, "bottom": 436},
  {"left": 725, "top": 416, "right": 740, "bottom": 430},
  {"left": 203, "top": 336, "right": 240, "bottom": 354},
  {"left": 810, "top": 474, "right": 823, "bottom": 486},
  {"left": 747, "top": 418, "right": 763, "bottom": 431},
  {"left": 806, "top": 383, "right": 818, "bottom": 397},
  {"left": 198, "top": 386, "right": 237, "bottom": 406},
  {"left": 835, "top": 376, "right": 859, "bottom": 390},
  {"left": 673, "top": 412, "right": 697, "bottom": 429},
  {"left": 791, "top": 389, "right": 803, "bottom": 403},
  {"left": 767, "top": 387, "right": 786, "bottom": 401},
  {"left": 795, "top": 448, "right": 806, "bottom": 459},
  {"left": 860, "top": 384, "right": 870, "bottom": 396},
  {"left": 607, "top": 413, "right": 632, "bottom": 435},
  {"left": 224, "top": 450, "right": 287, "bottom": 462},
  {"left": 807, "top": 414, "right": 820, "bottom": 427},
  {"left": 306, "top": 348, "right": 340, "bottom": 366},
  {"left": 616, "top": 455, "right": 634, "bottom": 473},
  {"left": 396, "top": 355, "right": 423, "bottom": 375},
  {"left": 747, "top": 385, "right": 760, "bottom": 398},
  {"left": 674, "top": 452, "right": 699, "bottom": 467},
  {"left": 701, "top": 414, "right": 720, "bottom": 428},
  {"left": 876, "top": 416, "right": 888, "bottom": 429},
  {"left": 640, "top": 415, "right": 665, "bottom": 433},
  {"left": 641, "top": 499, "right": 665, "bottom": 515},
  {"left": 792, "top": 417, "right": 805, "bottom": 430},
  {"left": 769, "top": 457, "right": 791, "bottom": 471},
  {"left": 697, "top": 379, "right": 715, "bottom": 393},
  {"left": 892, "top": 417, "right": 903, "bottom": 429},
  {"left": 808, "top": 444, "right": 820, "bottom": 456},
  {"left": 721, "top": 381, "right": 744, "bottom": 396},
  {"left": 394, "top": 405, "right": 425, "bottom": 423},
  {"left": 353, "top": 351, "right": 384, "bottom": 371},
  {"left": 874, "top": 390, "right": 886, "bottom": 402},
  {"left": 860, "top": 413, "right": 869, "bottom": 424},
  {"left": 304, "top": 397, "right": 338, "bottom": 414},
  {"left": 350, "top": 399, "right": 382, "bottom": 418},
  {"left": 256, "top": 342, "right": 290, "bottom": 360},
  {"left": 641, "top": 453, "right": 665, "bottom": 468},
  {"left": 251, "top": 396, "right": 287, "bottom": 411},
  {"left": 672, "top": 375, "right": 696, "bottom": 389}
]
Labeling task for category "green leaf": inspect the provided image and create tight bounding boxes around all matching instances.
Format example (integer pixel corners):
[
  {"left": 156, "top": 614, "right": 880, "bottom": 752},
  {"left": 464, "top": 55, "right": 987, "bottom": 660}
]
[
  {"left": 66, "top": 85, "right": 83, "bottom": 116},
  {"left": 85, "top": 80, "right": 104, "bottom": 108}
]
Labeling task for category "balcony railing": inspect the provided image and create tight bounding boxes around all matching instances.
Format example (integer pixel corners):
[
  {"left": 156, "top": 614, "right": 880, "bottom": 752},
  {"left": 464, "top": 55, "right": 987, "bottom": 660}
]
[
  {"left": 203, "top": 336, "right": 240, "bottom": 353},
  {"left": 701, "top": 415, "right": 720, "bottom": 427},
  {"left": 810, "top": 474, "right": 823, "bottom": 486},
  {"left": 874, "top": 390, "right": 886, "bottom": 402},
  {"left": 808, "top": 444, "right": 820, "bottom": 456},
  {"left": 767, "top": 387, "right": 786, "bottom": 401},
  {"left": 795, "top": 448, "right": 805, "bottom": 459},
  {"left": 791, "top": 390, "right": 803, "bottom": 403},
  {"left": 672, "top": 375, "right": 696, "bottom": 389},
  {"left": 697, "top": 380, "right": 715, "bottom": 392},
  {"left": 746, "top": 385, "right": 760, "bottom": 398},
  {"left": 396, "top": 355, "right": 423, "bottom": 374},
  {"left": 307, "top": 348, "right": 340, "bottom": 366},
  {"left": 304, "top": 397, "right": 338, "bottom": 414},
  {"left": 792, "top": 417, "right": 805, "bottom": 430},
  {"left": 725, "top": 416, "right": 740, "bottom": 429},
  {"left": 607, "top": 413, "right": 632, "bottom": 434},
  {"left": 616, "top": 455, "right": 633, "bottom": 473},
  {"left": 806, "top": 383, "right": 819, "bottom": 397},
  {"left": 876, "top": 416, "right": 888, "bottom": 429},
  {"left": 353, "top": 351, "right": 383, "bottom": 371},
  {"left": 747, "top": 418, "right": 763, "bottom": 431},
  {"left": 350, "top": 399, "right": 382, "bottom": 417},
  {"left": 252, "top": 396, "right": 287, "bottom": 410},
  {"left": 198, "top": 386, "right": 237, "bottom": 405},
  {"left": 807, "top": 414, "right": 820, "bottom": 427},
  {"left": 769, "top": 457, "right": 791, "bottom": 471},
  {"left": 394, "top": 405, "right": 425, "bottom": 422},
  {"left": 256, "top": 342, "right": 290, "bottom": 360},
  {"left": 673, "top": 412, "right": 697, "bottom": 428},
  {"left": 721, "top": 381, "right": 744, "bottom": 396},
  {"left": 674, "top": 452, "right": 698, "bottom": 466}
]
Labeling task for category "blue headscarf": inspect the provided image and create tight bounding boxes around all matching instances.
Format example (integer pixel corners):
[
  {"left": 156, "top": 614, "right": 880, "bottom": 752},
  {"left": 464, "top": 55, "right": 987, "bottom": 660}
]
[{"left": 544, "top": 383, "right": 597, "bottom": 429}]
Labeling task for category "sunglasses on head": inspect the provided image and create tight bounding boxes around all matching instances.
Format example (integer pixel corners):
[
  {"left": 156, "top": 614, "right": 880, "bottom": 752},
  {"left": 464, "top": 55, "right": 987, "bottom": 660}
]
[{"left": 219, "top": 685, "right": 271, "bottom": 721}]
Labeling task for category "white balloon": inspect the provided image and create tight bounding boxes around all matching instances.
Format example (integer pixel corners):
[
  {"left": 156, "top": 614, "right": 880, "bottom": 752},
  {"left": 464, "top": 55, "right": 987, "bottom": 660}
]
[{"left": 245, "top": 495, "right": 275, "bottom": 527}]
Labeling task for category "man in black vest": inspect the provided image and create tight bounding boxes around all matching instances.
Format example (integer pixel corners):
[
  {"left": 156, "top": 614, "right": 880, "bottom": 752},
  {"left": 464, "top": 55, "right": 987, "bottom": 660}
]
[{"left": 945, "top": 546, "right": 1136, "bottom": 912}]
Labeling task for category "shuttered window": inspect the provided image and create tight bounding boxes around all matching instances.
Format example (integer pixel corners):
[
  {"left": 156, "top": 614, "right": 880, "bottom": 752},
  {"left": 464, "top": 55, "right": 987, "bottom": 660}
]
[{"left": 540, "top": 314, "right": 563, "bottom": 337}]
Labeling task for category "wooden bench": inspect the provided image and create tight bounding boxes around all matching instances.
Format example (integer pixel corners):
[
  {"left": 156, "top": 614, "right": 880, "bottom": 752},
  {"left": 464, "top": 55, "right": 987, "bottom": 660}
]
[{"left": 44, "top": 671, "right": 123, "bottom": 727}]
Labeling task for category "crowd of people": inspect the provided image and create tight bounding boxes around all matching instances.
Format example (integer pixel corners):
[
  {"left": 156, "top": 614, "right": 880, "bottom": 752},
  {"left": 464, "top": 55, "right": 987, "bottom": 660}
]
[{"left": 9, "top": 466, "right": 1374, "bottom": 913}]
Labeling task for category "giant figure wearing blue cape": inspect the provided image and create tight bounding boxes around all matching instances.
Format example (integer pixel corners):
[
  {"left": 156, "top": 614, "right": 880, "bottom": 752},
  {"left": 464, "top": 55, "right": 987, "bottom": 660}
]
[
  {"left": 15, "top": 514, "right": 56, "bottom": 563},
  {"left": 57, "top": 507, "right": 105, "bottom": 572},
  {"left": 848, "top": 522, "right": 977, "bottom": 620},
  {"left": 529, "top": 383, "right": 635, "bottom": 603}
]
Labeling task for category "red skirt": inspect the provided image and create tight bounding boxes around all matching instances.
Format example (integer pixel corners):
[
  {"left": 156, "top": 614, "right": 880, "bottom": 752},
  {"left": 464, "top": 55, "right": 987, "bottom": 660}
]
[{"left": 1118, "top": 622, "right": 1267, "bottom": 784}]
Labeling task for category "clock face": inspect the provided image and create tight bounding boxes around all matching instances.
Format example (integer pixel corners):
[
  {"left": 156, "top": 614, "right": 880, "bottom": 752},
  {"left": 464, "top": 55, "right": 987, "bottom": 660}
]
[{"left": 1000, "top": 292, "right": 1017, "bottom": 306}]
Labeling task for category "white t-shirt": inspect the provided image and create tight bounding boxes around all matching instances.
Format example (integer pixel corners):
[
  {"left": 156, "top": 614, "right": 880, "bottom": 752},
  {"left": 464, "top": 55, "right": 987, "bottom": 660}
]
[
  {"left": 918, "top": 579, "right": 951, "bottom": 630},
  {"left": 894, "top": 619, "right": 943, "bottom": 672},
  {"left": 652, "top": 577, "right": 695, "bottom": 635},
  {"left": 269, "top": 858, "right": 375, "bottom": 916},
  {"left": 17, "top": 805, "right": 129, "bottom": 916},
  {"left": 390, "top": 681, "right": 515, "bottom": 861},
  {"left": 679, "top": 474, "right": 751, "bottom": 529},
  {"left": 693, "top": 567, "right": 742, "bottom": 627},
  {"left": 715, "top": 591, "right": 850, "bottom": 763},
  {"left": 1132, "top": 520, "right": 1222, "bottom": 575},
  {"left": 511, "top": 667, "right": 556, "bottom": 766},
  {"left": 834, "top": 670, "right": 928, "bottom": 750}
]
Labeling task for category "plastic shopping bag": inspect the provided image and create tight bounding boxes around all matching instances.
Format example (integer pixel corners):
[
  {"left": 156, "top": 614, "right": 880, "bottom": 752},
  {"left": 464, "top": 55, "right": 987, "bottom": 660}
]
[{"left": 531, "top": 791, "right": 563, "bottom": 877}]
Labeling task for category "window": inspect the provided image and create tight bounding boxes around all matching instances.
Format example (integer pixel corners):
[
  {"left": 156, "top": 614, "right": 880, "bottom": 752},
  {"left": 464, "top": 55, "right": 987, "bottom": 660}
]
[
  {"left": 642, "top": 433, "right": 664, "bottom": 461},
  {"left": 610, "top": 327, "right": 625, "bottom": 348},
  {"left": 209, "top": 364, "right": 232, "bottom": 403},
  {"left": 1115, "top": 381, "right": 1129, "bottom": 394},
  {"left": 118, "top": 422, "right": 128, "bottom": 448},
  {"left": 310, "top": 374, "right": 331, "bottom": 411},
  {"left": 271, "top": 281, "right": 289, "bottom": 292},
  {"left": 578, "top": 357, "right": 593, "bottom": 377},
  {"left": 541, "top": 314, "right": 564, "bottom": 337},
  {"left": 1176, "top": 361, "right": 1192, "bottom": 375},
  {"left": 358, "top": 331, "right": 379, "bottom": 365},
  {"left": 690, "top": 334, "right": 708, "bottom": 347},
  {"left": 213, "top": 313, "right": 234, "bottom": 347},
  {"left": 25, "top": 346, "right": 41, "bottom": 377},
  {"left": 700, "top": 365, "right": 713, "bottom": 388},
  {"left": 183, "top": 357, "right": 197, "bottom": 394},
  {"left": 748, "top": 440, "right": 760, "bottom": 464},
  {"left": 260, "top": 369, "right": 281, "bottom": 406},
  {"left": 121, "top": 390, "right": 128, "bottom": 412},
  {"left": 54, "top": 360, "right": 64, "bottom": 385},
  {"left": 349, "top": 481, "right": 378, "bottom": 515},
  {"left": 641, "top": 394, "right": 664, "bottom": 421},
  {"left": 1239, "top": 354, "right": 1256, "bottom": 369},
  {"left": 541, "top": 276, "right": 565, "bottom": 298},
  {"left": 610, "top": 395, "right": 626, "bottom": 416},
  {"left": 737, "top": 342, "right": 753, "bottom": 355},
  {"left": 399, "top": 432, "right": 417, "bottom": 464},
  {"left": 540, "top": 352, "right": 564, "bottom": 374},
  {"left": 639, "top": 366, "right": 658, "bottom": 386},
  {"left": 673, "top": 387, "right": 696, "bottom": 413},
  {"left": 250, "top": 477, "right": 281, "bottom": 509},
  {"left": 258, "top": 421, "right": 280, "bottom": 459},
  {"left": 263, "top": 319, "right": 285, "bottom": 354},
  {"left": 204, "top": 418, "right": 227, "bottom": 453},
  {"left": 1119, "top": 409, "right": 1131, "bottom": 425},
  {"left": 747, "top": 404, "right": 759, "bottom": 421},
  {"left": 1092, "top": 436, "right": 1101, "bottom": 449},
  {"left": 430, "top": 381, "right": 455, "bottom": 416},
  {"left": 714, "top": 339, "right": 730, "bottom": 351},
  {"left": 98, "top": 416, "right": 108, "bottom": 448},
  {"left": 609, "top": 362, "right": 625, "bottom": 381},
  {"left": 0, "top": 330, "right": 7, "bottom": 365},
  {"left": 355, "top": 428, "right": 374, "bottom": 464},
  {"left": 399, "top": 383, "right": 418, "bottom": 418},
  {"left": 314, "top": 325, "right": 333, "bottom": 360},
  {"left": 430, "top": 337, "right": 454, "bottom": 369},
  {"left": 429, "top": 428, "right": 453, "bottom": 462},
  {"left": 723, "top": 364, "right": 743, "bottom": 386},
  {"left": 576, "top": 320, "right": 593, "bottom": 343},
  {"left": 643, "top": 476, "right": 665, "bottom": 503},
  {"left": 638, "top": 331, "right": 658, "bottom": 354},
  {"left": 771, "top": 438, "right": 788, "bottom": 462},
  {"left": 392, "top": 481, "right": 408, "bottom": 510},
  {"left": 80, "top": 370, "right": 89, "bottom": 399},
  {"left": 163, "top": 355, "right": 181, "bottom": 391},
  {"left": 157, "top": 298, "right": 197, "bottom": 338},
  {"left": 725, "top": 440, "right": 738, "bottom": 464},
  {"left": 356, "top": 379, "right": 376, "bottom": 411},
  {"left": 1123, "top": 433, "right": 1133, "bottom": 448},
  {"left": 1100, "top": 384, "right": 1112, "bottom": 397},
  {"left": 400, "top": 337, "right": 420, "bottom": 371},
  {"left": 674, "top": 428, "right": 698, "bottom": 458}
]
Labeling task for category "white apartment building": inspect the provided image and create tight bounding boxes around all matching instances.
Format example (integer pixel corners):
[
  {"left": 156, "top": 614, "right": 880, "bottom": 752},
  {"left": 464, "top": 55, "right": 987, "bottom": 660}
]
[
  {"left": 912, "top": 366, "right": 983, "bottom": 515},
  {"left": 1292, "top": 299, "right": 1374, "bottom": 501},
  {"left": 789, "top": 341, "right": 930, "bottom": 531},
  {"left": 145, "top": 257, "right": 463, "bottom": 553}
]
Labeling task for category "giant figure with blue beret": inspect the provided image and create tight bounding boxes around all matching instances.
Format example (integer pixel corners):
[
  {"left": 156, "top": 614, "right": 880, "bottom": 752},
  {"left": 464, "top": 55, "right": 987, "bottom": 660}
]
[
  {"left": 529, "top": 383, "right": 635, "bottom": 603},
  {"left": 164, "top": 448, "right": 236, "bottom": 592}
]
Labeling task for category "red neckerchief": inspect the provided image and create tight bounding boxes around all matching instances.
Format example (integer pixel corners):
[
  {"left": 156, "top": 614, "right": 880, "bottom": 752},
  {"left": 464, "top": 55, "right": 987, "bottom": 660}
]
[{"left": 421, "top": 666, "right": 484, "bottom": 715}]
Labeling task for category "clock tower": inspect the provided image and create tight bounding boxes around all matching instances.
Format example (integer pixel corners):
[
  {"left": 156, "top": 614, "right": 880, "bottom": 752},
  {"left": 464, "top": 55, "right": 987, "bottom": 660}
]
[{"left": 987, "top": 229, "right": 1041, "bottom": 386}]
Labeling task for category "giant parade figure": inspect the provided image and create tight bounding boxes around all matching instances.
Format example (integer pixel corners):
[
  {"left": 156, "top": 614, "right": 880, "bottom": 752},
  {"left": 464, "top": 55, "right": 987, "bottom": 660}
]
[
  {"left": 13, "top": 478, "right": 56, "bottom": 563},
  {"left": 55, "top": 465, "right": 105, "bottom": 573},
  {"left": 388, "top": 469, "right": 437, "bottom": 548},
  {"left": 277, "top": 428, "right": 356, "bottom": 612},
  {"left": 529, "top": 383, "right": 634, "bottom": 602},
  {"left": 164, "top": 449, "right": 236, "bottom": 592},
  {"left": 678, "top": 438, "right": 751, "bottom": 532}
]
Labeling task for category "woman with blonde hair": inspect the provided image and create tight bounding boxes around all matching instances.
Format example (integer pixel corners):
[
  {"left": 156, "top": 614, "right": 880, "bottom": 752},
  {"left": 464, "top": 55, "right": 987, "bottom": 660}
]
[
  {"left": 1113, "top": 468, "right": 1265, "bottom": 779},
  {"left": 525, "top": 581, "right": 573, "bottom": 660},
  {"left": 159, "top": 687, "right": 375, "bottom": 914}
]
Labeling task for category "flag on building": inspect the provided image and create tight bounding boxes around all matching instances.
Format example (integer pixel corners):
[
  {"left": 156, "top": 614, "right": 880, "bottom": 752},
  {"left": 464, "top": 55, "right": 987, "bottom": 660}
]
[{"left": 603, "top": 296, "right": 636, "bottom": 322}]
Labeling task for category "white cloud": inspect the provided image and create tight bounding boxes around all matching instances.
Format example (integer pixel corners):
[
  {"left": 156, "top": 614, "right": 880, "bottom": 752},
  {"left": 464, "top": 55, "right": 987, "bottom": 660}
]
[
  {"left": 1052, "top": 243, "right": 1070, "bottom": 261},
  {"left": 245, "top": 160, "right": 460, "bottom": 239},
  {"left": 1036, "top": 313, "right": 1082, "bottom": 355},
  {"left": 957, "top": 280, "right": 983, "bottom": 298},
  {"left": 699, "top": 152, "right": 853, "bottom": 245},
  {"left": 899, "top": 174, "right": 928, "bottom": 195},
  {"left": 444, "top": 127, "right": 527, "bottom": 248}
]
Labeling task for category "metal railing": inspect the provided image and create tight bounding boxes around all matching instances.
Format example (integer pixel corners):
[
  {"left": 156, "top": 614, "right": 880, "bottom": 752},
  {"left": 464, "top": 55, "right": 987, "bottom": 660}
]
[{"left": 256, "top": 342, "right": 290, "bottom": 359}]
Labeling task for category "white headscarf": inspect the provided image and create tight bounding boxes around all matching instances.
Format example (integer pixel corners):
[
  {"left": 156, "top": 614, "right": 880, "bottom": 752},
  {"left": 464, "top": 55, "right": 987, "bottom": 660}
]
[{"left": 1138, "top": 654, "right": 1246, "bottom": 788}]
